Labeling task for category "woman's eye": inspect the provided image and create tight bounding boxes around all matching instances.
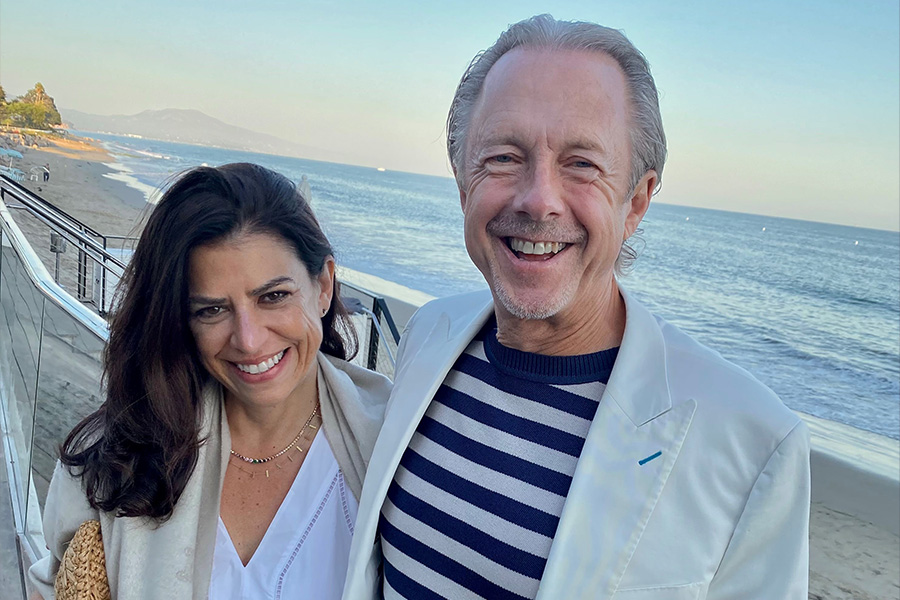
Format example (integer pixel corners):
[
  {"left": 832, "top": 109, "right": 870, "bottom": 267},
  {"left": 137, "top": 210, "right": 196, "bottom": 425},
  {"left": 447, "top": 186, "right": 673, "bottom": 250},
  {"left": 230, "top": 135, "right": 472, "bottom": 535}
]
[
  {"left": 261, "top": 290, "right": 290, "bottom": 304},
  {"left": 194, "top": 306, "right": 224, "bottom": 320}
]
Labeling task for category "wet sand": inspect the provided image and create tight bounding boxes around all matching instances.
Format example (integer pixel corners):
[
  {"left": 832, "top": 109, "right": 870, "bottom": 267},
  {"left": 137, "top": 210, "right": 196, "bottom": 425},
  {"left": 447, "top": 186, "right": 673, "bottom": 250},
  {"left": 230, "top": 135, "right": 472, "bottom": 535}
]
[
  {"left": 6, "top": 133, "right": 148, "bottom": 234},
  {"left": 2, "top": 132, "right": 147, "bottom": 296}
]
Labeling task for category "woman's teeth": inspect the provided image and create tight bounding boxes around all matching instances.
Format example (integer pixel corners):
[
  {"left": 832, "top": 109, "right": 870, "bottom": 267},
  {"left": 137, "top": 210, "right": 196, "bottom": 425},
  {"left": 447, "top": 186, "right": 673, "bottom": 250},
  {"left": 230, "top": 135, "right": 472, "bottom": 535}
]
[
  {"left": 508, "top": 237, "right": 566, "bottom": 255},
  {"left": 236, "top": 349, "right": 286, "bottom": 374}
]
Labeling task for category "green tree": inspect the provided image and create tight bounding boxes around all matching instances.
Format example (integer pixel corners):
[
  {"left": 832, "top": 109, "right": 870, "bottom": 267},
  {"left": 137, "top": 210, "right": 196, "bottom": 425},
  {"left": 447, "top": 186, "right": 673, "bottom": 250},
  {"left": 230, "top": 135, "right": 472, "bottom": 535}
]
[
  {"left": 0, "top": 82, "right": 63, "bottom": 129},
  {"left": 2, "top": 102, "right": 48, "bottom": 128},
  {"left": 21, "top": 82, "right": 62, "bottom": 126}
]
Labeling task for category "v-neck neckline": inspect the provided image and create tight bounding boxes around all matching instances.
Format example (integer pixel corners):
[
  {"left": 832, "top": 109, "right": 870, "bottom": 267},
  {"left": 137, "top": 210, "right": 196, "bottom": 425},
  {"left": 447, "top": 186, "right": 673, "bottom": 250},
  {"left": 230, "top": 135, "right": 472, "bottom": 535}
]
[{"left": 219, "top": 430, "right": 325, "bottom": 569}]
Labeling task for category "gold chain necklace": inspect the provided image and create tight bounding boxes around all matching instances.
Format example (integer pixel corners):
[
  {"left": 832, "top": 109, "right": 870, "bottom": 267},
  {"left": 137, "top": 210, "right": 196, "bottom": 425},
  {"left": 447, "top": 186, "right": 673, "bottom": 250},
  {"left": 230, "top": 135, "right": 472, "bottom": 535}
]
[{"left": 230, "top": 401, "right": 319, "bottom": 465}]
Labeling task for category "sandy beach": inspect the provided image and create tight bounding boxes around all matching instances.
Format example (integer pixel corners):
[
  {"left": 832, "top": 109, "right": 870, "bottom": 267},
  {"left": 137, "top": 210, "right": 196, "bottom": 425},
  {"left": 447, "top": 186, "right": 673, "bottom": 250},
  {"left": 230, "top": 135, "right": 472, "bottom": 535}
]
[
  {"left": 1, "top": 130, "right": 898, "bottom": 599},
  {"left": 1, "top": 130, "right": 148, "bottom": 297},
  {"left": 3, "top": 131, "right": 147, "bottom": 233}
]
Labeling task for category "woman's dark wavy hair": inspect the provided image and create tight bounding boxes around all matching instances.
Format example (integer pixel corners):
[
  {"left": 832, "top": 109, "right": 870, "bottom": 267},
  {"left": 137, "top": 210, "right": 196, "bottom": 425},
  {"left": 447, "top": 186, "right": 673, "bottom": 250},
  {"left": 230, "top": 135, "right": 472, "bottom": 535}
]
[{"left": 60, "top": 162, "right": 357, "bottom": 520}]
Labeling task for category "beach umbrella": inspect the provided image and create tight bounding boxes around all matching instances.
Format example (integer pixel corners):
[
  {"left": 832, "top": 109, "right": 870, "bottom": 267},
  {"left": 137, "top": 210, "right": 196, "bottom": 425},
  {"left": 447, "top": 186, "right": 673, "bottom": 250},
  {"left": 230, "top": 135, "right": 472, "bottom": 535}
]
[{"left": 0, "top": 148, "right": 24, "bottom": 167}]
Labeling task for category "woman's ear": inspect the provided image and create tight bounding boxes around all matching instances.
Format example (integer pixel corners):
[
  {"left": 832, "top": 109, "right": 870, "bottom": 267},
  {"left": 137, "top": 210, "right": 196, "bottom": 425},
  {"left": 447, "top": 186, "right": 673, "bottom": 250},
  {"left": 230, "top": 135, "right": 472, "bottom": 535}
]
[{"left": 318, "top": 256, "right": 336, "bottom": 315}]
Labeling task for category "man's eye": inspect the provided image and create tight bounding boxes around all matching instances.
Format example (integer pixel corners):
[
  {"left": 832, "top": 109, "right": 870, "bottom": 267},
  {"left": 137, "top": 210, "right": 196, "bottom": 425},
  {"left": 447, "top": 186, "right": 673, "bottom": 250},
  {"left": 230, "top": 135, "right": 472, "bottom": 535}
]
[
  {"left": 572, "top": 160, "right": 596, "bottom": 169},
  {"left": 490, "top": 154, "right": 514, "bottom": 164},
  {"left": 261, "top": 290, "right": 290, "bottom": 304}
]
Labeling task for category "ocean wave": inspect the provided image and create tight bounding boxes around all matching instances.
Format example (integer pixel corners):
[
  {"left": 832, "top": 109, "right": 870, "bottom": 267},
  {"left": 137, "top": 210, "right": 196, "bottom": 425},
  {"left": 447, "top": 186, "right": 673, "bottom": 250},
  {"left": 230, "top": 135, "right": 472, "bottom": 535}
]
[
  {"left": 101, "top": 162, "right": 158, "bottom": 203},
  {"left": 133, "top": 149, "right": 171, "bottom": 160}
]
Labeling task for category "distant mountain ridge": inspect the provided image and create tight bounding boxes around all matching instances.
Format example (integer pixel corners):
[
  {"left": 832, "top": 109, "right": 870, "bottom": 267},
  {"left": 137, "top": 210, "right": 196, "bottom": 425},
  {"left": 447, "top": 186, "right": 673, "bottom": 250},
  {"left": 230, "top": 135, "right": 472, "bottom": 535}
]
[{"left": 60, "top": 108, "right": 329, "bottom": 160}]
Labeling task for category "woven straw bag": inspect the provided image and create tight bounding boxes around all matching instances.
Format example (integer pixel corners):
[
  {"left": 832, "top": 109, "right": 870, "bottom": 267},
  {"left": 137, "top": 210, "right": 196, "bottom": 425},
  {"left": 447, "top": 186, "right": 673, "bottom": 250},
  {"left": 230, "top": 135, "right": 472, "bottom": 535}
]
[{"left": 55, "top": 519, "right": 111, "bottom": 600}]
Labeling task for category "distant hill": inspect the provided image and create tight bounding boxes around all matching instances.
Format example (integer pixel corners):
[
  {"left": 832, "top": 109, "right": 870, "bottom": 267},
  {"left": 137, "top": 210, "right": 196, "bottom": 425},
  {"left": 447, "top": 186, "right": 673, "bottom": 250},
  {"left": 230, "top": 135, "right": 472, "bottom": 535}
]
[{"left": 60, "top": 108, "right": 331, "bottom": 160}]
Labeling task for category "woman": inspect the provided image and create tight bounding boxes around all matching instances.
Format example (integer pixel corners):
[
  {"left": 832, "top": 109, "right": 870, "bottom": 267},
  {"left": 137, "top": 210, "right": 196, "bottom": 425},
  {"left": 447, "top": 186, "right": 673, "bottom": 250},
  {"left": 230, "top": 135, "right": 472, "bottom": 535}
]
[{"left": 29, "top": 163, "right": 391, "bottom": 599}]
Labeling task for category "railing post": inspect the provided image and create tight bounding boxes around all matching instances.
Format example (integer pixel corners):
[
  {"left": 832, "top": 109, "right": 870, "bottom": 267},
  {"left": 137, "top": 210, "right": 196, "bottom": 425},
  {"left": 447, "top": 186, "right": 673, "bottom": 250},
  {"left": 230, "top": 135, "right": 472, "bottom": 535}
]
[
  {"left": 100, "top": 237, "right": 108, "bottom": 315},
  {"left": 367, "top": 299, "right": 383, "bottom": 371},
  {"left": 375, "top": 298, "right": 401, "bottom": 344},
  {"left": 77, "top": 227, "right": 88, "bottom": 301},
  {"left": 49, "top": 232, "right": 67, "bottom": 283}
]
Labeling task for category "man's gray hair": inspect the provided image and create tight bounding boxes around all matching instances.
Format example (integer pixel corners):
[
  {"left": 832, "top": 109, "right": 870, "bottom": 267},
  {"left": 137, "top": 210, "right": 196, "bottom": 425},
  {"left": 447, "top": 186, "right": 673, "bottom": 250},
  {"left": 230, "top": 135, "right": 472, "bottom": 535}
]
[
  {"left": 447, "top": 15, "right": 667, "bottom": 271},
  {"left": 448, "top": 14, "right": 667, "bottom": 192}
]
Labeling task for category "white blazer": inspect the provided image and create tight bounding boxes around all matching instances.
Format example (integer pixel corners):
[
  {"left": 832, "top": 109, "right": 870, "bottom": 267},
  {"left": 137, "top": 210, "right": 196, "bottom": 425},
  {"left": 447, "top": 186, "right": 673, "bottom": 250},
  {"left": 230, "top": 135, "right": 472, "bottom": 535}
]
[{"left": 343, "top": 287, "right": 809, "bottom": 600}]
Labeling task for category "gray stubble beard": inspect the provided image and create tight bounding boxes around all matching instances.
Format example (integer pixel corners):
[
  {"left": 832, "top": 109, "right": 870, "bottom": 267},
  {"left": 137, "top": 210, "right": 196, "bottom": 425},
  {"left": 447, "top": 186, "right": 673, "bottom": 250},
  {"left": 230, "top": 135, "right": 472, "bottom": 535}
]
[
  {"left": 486, "top": 253, "right": 581, "bottom": 321},
  {"left": 483, "top": 214, "right": 584, "bottom": 322}
]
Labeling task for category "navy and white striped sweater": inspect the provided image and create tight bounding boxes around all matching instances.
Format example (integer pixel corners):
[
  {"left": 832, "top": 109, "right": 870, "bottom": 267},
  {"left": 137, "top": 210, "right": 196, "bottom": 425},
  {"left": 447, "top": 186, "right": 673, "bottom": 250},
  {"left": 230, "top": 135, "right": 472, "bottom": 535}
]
[{"left": 380, "top": 321, "right": 618, "bottom": 599}]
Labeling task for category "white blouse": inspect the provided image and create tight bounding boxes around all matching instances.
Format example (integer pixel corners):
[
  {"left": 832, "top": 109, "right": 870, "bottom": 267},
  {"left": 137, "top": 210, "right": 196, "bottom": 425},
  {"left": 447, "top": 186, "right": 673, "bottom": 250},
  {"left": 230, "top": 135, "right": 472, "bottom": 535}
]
[{"left": 209, "top": 432, "right": 358, "bottom": 600}]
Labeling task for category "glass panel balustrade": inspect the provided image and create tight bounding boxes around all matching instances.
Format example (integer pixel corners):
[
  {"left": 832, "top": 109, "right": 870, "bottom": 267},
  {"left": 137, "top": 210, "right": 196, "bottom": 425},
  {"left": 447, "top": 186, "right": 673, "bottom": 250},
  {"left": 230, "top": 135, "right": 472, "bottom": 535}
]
[
  {"left": 0, "top": 228, "right": 46, "bottom": 534},
  {"left": 26, "top": 300, "right": 106, "bottom": 551}
]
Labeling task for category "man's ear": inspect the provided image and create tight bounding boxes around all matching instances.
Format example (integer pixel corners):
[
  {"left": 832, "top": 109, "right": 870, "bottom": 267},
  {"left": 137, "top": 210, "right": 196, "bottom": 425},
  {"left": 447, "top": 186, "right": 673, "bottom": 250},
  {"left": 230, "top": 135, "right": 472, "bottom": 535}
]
[
  {"left": 454, "top": 165, "right": 468, "bottom": 212},
  {"left": 624, "top": 170, "right": 657, "bottom": 239}
]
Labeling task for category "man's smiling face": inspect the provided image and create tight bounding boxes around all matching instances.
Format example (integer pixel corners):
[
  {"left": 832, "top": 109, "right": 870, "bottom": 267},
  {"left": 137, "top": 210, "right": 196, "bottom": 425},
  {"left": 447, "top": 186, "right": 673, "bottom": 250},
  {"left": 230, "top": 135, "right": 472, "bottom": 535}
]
[{"left": 459, "top": 48, "right": 652, "bottom": 325}]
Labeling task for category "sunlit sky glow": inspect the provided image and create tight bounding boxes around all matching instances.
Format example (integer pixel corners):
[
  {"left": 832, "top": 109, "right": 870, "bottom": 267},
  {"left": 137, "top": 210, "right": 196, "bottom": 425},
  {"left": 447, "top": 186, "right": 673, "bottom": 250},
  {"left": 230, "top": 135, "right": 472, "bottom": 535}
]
[{"left": 1, "top": 0, "right": 898, "bottom": 230}]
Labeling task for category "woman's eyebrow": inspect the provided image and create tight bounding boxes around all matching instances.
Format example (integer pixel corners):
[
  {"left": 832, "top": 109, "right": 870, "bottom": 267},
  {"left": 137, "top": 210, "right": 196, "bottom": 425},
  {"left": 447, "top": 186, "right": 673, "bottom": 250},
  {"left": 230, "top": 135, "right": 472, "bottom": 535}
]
[
  {"left": 188, "top": 294, "right": 225, "bottom": 306},
  {"left": 188, "top": 276, "right": 295, "bottom": 306},
  {"left": 250, "top": 276, "right": 294, "bottom": 297}
]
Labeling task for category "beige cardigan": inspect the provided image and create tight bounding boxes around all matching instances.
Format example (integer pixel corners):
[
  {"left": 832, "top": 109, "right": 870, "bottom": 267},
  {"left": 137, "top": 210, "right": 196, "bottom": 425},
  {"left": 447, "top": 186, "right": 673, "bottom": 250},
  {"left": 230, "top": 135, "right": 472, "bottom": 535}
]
[{"left": 30, "top": 353, "right": 391, "bottom": 600}]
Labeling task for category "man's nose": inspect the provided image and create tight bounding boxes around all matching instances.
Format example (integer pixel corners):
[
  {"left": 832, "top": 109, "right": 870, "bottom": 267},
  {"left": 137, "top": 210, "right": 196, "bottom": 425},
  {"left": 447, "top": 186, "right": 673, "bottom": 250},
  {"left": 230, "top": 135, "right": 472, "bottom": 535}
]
[
  {"left": 512, "top": 162, "right": 565, "bottom": 221},
  {"left": 231, "top": 309, "right": 265, "bottom": 354}
]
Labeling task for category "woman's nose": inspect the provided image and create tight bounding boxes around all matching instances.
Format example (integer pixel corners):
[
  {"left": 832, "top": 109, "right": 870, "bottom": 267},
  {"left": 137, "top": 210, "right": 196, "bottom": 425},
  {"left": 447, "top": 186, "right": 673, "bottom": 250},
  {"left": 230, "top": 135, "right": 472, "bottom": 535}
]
[{"left": 230, "top": 309, "right": 266, "bottom": 354}]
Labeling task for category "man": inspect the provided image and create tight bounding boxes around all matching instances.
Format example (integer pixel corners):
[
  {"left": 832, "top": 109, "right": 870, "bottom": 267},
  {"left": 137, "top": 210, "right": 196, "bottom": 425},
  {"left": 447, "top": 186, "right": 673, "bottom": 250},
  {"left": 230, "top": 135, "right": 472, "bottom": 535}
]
[{"left": 344, "top": 14, "right": 809, "bottom": 599}]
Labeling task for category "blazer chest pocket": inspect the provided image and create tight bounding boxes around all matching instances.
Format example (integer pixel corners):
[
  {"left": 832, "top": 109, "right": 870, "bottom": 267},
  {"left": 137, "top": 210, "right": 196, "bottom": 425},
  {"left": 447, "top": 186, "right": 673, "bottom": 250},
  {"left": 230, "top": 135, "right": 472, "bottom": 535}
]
[{"left": 613, "top": 582, "right": 704, "bottom": 600}]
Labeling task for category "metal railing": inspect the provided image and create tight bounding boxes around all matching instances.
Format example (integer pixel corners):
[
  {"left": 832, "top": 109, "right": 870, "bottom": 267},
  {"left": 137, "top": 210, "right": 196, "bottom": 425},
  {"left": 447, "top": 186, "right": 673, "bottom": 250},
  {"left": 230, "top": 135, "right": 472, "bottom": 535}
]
[
  {"left": 0, "top": 174, "right": 401, "bottom": 599},
  {"left": 341, "top": 281, "right": 401, "bottom": 375},
  {"left": 1, "top": 175, "right": 129, "bottom": 315}
]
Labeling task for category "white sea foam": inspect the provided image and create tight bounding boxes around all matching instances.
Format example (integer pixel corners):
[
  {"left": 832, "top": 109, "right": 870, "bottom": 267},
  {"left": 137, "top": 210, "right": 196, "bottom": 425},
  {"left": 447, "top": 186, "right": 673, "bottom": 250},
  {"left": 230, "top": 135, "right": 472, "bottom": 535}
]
[
  {"left": 133, "top": 149, "right": 170, "bottom": 159},
  {"left": 101, "top": 162, "right": 159, "bottom": 203}
]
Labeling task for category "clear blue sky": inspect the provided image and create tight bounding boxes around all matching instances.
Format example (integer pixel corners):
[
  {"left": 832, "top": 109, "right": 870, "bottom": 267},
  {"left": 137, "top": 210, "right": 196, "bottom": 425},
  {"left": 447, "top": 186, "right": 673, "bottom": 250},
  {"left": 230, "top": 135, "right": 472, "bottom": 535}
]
[{"left": 2, "top": 0, "right": 898, "bottom": 230}]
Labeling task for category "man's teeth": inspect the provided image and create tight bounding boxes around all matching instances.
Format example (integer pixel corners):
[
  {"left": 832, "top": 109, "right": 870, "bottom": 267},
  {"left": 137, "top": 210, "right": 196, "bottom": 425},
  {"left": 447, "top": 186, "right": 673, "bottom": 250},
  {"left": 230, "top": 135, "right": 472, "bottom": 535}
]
[
  {"left": 508, "top": 238, "right": 566, "bottom": 255},
  {"left": 236, "top": 350, "right": 285, "bottom": 374}
]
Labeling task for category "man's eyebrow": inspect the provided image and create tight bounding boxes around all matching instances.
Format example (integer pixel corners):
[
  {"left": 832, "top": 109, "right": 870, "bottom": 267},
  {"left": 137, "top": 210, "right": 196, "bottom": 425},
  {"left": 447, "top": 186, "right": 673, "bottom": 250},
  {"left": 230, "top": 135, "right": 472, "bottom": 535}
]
[
  {"left": 565, "top": 137, "right": 610, "bottom": 155},
  {"left": 475, "top": 134, "right": 610, "bottom": 155},
  {"left": 476, "top": 134, "right": 528, "bottom": 151},
  {"left": 188, "top": 276, "right": 295, "bottom": 305}
]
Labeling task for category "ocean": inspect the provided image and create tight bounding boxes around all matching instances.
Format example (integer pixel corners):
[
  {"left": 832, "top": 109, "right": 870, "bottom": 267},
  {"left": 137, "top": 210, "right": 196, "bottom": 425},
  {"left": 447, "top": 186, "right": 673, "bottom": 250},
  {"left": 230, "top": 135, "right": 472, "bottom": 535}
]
[{"left": 84, "top": 132, "right": 900, "bottom": 441}]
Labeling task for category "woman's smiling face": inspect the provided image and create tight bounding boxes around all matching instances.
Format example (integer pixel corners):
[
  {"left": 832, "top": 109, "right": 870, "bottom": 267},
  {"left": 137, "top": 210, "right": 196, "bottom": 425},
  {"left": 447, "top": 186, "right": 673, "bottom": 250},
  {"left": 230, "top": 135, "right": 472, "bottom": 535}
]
[{"left": 187, "top": 231, "right": 333, "bottom": 410}]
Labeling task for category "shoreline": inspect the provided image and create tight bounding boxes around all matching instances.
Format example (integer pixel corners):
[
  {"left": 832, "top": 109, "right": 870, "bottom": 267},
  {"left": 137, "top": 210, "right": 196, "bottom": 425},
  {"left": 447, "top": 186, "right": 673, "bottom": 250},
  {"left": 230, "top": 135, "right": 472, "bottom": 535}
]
[
  {"left": 100, "top": 160, "right": 160, "bottom": 204},
  {"left": 1, "top": 129, "right": 898, "bottom": 599},
  {"left": 1, "top": 129, "right": 149, "bottom": 236}
]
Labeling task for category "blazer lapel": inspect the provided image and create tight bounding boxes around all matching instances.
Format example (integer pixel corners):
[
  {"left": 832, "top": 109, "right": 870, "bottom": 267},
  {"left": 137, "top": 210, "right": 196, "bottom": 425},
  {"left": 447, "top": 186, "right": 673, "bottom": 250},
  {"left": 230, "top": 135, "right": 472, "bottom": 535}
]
[
  {"left": 538, "top": 397, "right": 695, "bottom": 599},
  {"left": 537, "top": 287, "right": 696, "bottom": 599},
  {"left": 346, "top": 295, "right": 494, "bottom": 592}
]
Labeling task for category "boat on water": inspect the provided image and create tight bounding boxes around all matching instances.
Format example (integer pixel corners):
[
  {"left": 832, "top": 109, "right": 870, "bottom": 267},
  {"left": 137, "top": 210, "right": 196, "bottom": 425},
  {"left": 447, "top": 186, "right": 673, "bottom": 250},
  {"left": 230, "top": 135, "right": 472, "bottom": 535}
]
[{"left": 0, "top": 173, "right": 897, "bottom": 599}]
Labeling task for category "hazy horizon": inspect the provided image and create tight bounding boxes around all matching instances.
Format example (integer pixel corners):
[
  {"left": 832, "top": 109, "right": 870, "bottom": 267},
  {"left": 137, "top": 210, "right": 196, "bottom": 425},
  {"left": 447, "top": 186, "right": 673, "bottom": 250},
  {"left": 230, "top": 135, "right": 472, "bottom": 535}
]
[
  {"left": 65, "top": 124, "right": 900, "bottom": 235},
  {"left": 1, "top": 0, "right": 898, "bottom": 231}
]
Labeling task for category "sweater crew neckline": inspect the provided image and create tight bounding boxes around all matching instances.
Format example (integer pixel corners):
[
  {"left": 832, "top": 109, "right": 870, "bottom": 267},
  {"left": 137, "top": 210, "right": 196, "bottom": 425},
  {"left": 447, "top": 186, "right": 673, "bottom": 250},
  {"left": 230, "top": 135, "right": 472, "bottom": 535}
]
[{"left": 482, "top": 323, "right": 619, "bottom": 385}]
